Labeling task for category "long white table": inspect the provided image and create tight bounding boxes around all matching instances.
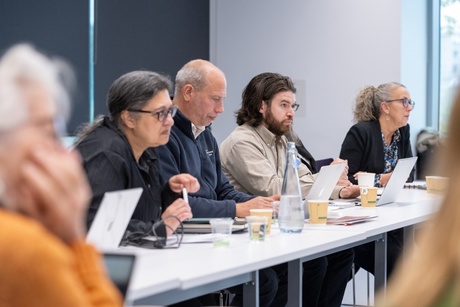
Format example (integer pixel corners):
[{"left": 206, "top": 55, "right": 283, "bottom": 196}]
[
  {"left": 125, "top": 189, "right": 441, "bottom": 306},
  {"left": 286, "top": 189, "right": 441, "bottom": 306}
]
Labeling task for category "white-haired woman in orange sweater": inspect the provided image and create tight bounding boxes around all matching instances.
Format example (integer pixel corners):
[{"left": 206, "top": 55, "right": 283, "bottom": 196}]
[{"left": 0, "top": 44, "right": 121, "bottom": 306}]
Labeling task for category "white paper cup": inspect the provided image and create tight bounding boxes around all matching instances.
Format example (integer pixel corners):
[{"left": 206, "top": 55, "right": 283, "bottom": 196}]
[{"left": 358, "top": 172, "right": 375, "bottom": 187}]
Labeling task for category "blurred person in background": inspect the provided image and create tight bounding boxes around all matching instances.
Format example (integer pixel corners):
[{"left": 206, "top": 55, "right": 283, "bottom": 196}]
[
  {"left": 0, "top": 44, "right": 122, "bottom": 306},
  {"left": 376, "top": 86, "right": 460, "bottom": 306}
]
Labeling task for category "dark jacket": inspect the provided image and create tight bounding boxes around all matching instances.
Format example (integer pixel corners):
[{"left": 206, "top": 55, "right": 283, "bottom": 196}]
[
  {"left": 75, "top": 116, "right": 177, "bottom": 234},
  {"left": 339, "top": 120, "right": 414, "bottom": 184},
  {"left": 157, "top": 110, "right": 253, "bottom": 218}
]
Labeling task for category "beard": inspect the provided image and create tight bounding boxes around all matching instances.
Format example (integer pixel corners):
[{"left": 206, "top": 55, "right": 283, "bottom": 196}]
[{"left": 264, "top": 109, "right": 292, "bottom": 136}]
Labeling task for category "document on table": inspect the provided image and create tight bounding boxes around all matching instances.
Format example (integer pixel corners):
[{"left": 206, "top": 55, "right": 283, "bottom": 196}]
[
  {"left": 326, "top": 215, "right": 378, "bottom": 226},
  {"left": 142, "top": 233, "right": 225, "bottom": 244}
]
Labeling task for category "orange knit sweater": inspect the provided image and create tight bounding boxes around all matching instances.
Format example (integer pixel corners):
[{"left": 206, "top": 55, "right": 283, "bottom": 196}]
[{"left": 0, "top": 209, "right": 122, "bottom": 307}]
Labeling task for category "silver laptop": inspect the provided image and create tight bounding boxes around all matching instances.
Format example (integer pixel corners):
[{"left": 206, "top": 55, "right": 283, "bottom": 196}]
[
  {"left": 86, "top": 188, "right": 143, "bottom": 250},
  {"left": 375, "top": 157, "right": 417, "bottom": 206},
  {"left": 305, "top": 163, "right": 346, "bottom": 201},
  {"left": 304, "top": 163, "right": 346, "bottom": 218}
]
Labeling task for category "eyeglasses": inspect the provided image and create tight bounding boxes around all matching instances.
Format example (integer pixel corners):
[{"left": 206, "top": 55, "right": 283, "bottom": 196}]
[
  {"left": 278, "top": 103, "right": 299, "bottom": 112},
  {"left": 386, "top": 98, "right": 415, "bottom": 109},
  {"left": 127, "top": 105, "right": 178, "bottom": 122}
]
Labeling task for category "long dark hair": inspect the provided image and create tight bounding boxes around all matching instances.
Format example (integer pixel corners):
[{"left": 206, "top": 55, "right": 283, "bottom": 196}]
[{"left": 236, "top": 72, "right": 296, "bottom": 126}]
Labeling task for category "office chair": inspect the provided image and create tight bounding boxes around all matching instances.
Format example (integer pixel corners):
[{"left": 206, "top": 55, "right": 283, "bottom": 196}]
[{"left": 315, "top": 158, "right": 334, "bottom": 170}]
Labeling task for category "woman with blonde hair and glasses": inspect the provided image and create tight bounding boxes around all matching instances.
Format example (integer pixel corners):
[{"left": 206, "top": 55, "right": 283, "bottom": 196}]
[
  {"left": 0, "top": 44, "right": 121, "bottom": 306},
  {"left": 377, "top": 87, "right": 460, "bottom": 306},
  {"left": 339, "top": 82, "right": 415, "bottom": 279},
  {"left": 340, "top": 82, "right": 415, "bottom": 186}
]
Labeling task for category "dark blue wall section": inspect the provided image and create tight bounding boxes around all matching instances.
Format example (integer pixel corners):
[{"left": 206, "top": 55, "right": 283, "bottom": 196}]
[
  {"left": 0, "top": 0, "right": 210, "bottom": 134},
  {"left": 0, "top": 0, "right": 89, "bottom": 134}
]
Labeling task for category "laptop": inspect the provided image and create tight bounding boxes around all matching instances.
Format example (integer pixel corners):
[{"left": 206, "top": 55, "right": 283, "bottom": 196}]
[
  {"left": 305, "top": 163, "right": 346, "bottom": 201},
  {"left": 304, "top": 163, "right": 346, "bottom": 218},
  {"left": 86, "top": 188, "right": 143, "bottom": 250},
  {"left": 374, "top": 156, "right": 417, "bottom": 206},
  {"left": 102, "top": 253, "right": 136, "bottom": 303}
]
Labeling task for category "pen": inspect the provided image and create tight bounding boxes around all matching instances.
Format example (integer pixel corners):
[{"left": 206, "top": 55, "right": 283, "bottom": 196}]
[{"left": 182, "top": 187, "right": 189, "bottom": 203}]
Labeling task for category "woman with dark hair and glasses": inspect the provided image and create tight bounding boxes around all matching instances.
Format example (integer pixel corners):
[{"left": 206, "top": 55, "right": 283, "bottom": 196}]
[
  {"left": 339, "top": 82, "right": 415, "bottom": 279},
  {"left": 75, "top": 71, "right": 199, "bottom": 238}
]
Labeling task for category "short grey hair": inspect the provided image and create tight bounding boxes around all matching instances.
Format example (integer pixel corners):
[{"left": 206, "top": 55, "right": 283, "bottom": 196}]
[{"left": 174, "top": 59, "right": 213, "bottom": 97}]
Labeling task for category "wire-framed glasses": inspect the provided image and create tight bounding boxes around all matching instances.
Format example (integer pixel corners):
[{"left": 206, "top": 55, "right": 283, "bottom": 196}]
[
  {"left": 128, "top": 105, "right": 178, "bottom": 122},
  {"left": 386, "top": 98, "right": 415, "bottom": 109},
  {"left": 120, "top": 215, "right": 184, "bottom": 249}
]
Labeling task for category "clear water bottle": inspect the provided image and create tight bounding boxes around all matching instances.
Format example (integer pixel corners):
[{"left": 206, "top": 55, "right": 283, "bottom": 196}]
[{"left": 278, "top": 142, "right": 305, "bottom": 233}]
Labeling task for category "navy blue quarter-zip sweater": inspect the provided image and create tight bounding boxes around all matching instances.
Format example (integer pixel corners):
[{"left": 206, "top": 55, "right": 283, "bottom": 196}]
[{"left": 157, "top": 110, "right": 253, "bottom": 218}]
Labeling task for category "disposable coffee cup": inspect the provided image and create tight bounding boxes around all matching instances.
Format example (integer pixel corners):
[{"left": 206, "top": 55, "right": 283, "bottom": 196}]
[
  {"left": 250, "top": 209, "right": 273, "bottom": 234},
  {"left": 209, "top": 218, "right": 233, "bottom": 247},
  {"left": 308, "top": 200, "right": 328, "bottom": 224},
  {"left": 360, "top": 187, "right": 378, "bottom": 207},
  {"left": 246, "top": 216, "right": 268, "bottom": 242},
  {"left": 358, "top": 172, "right": 375, "bottom": 187},
  {"left": 426, "top": 176, "right": 449, "bottom": 195}
]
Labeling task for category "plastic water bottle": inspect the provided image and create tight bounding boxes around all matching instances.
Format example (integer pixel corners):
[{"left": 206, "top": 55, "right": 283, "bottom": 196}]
[{"left": 278, "top": 142, "right": 304, "bottom": 233}]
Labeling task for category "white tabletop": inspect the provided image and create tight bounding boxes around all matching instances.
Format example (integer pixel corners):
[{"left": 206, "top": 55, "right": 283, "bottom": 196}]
[{"left": 125, "top": 189, "right": 442, "bottom": 306}]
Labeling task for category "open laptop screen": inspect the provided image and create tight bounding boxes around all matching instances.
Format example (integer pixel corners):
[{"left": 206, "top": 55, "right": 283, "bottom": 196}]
[
  {"left": 103, "top": 253, "right": 136, "bottom": 300},
  {"left": 86, "top": 188, "right": 143, "bottom": 250}
]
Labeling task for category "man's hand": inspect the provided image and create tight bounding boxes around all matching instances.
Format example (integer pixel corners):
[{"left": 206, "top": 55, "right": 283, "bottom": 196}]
[
  {"left": 235, "top": 196, "right": 275, "bottom": 217},
  {"left": 20, "top": 145, "right": 90, "bottom": 245},
  {"left": 169, "top": 174, "right": 200, "bottom": 193},
  {"left": 339, "top": 185, "right": 360, "bottom": 199},
  {"left": 331, "top": 158, "right": 349, "bottom": 174}
]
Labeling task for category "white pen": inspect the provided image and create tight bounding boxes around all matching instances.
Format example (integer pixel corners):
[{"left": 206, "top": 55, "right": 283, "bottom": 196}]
[{"left": 182, "top": 187, "right": 189, "bottom": 203}]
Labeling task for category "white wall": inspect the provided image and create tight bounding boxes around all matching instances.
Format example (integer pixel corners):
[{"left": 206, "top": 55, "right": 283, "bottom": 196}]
[{"left": 210, "top": 0, "right": 428, "bottom": 160}]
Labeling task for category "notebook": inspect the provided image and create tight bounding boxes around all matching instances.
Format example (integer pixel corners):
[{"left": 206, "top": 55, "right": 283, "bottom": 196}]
[
  {"left": 86, "top": 188, "right": 143, "bottom": 250},
  {"left": 374, "top": 156, "right": 417, "bottom": 206},
  {"left": 102, "top": 253, "right": 136, "bottom": 302},
  {"left": 182, "top": 218, "right": 247, "bottom": 234}
]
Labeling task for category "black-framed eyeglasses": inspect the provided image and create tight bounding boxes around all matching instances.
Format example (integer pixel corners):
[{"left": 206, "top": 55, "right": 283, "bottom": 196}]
[
  {"left": 386, "top": 98, "right": 415, "bottom": 109},
  {"left": 279, "top": 103, "right": 299, "bottom": 111},
  {"left": 127, "top": 105, "right": 178, "bottom": 122}
]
